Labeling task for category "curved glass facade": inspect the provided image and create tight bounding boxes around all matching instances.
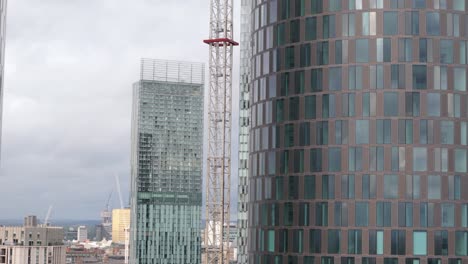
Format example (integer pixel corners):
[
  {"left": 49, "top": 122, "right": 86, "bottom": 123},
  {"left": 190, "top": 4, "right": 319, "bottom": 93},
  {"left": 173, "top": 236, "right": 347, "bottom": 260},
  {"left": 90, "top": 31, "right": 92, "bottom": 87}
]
[{"left": 248, "top": 1, "right": 468, "bottom": 263}]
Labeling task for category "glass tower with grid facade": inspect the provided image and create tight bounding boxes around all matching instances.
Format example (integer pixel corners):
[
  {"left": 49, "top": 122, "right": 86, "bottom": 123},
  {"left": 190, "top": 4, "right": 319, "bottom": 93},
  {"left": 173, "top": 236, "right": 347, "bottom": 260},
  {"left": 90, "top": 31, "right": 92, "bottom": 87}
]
[
  {"left": 0, "top": 0, "right": 7, "bottom": 150},
  {"left": 130, "top": 59, "right": 204, "bottom": 264},
  {"left": 248, "top": 1, "right": 468, "bottom": 264}
]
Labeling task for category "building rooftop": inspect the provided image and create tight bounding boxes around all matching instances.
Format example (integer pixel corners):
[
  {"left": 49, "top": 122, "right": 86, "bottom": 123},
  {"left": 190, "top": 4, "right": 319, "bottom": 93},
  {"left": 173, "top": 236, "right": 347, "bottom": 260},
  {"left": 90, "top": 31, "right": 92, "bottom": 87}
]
[{"left": 140, "top": 58, "right": 205, "bottom": 84}]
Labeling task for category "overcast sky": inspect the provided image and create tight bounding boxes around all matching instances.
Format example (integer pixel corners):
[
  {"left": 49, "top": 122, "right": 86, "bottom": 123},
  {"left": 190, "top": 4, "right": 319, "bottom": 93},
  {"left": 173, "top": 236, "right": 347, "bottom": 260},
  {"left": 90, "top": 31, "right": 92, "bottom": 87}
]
[{"left": 1, "top": 0, "right": 241, "bottom": 221}]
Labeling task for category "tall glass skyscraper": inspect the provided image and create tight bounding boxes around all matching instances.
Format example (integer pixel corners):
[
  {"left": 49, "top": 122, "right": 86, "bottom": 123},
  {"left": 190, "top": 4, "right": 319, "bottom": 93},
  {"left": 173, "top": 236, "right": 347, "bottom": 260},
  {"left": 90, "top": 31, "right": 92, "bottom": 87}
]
[
  {"left": 0, "top": 0, "right": 7, "bottom": 148},
  {"left": 248, "top": 1, "right": 468, "bottom": 264},
  {"left": 130, "top": 59, "right": 204, "bottom": 264}
]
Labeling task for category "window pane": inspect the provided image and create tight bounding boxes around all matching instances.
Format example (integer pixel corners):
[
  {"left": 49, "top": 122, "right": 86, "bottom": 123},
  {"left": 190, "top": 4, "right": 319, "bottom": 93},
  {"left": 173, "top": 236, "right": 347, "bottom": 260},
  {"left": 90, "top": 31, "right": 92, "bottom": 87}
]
[
  {"left": 399, "top": 38, "right": 413, "bottom": 61},
  {"left": 440, "top": 40, "right": 453, "bottom": 64},
  {"left": 276, "top": 99, "right": 284, "bottom": 122},
  {"left": 322, "top": 175, "right": 335, "bottom": 199},
  {"left": 428, "top": 175, "right": 441, "bottom": 199},
  {"left": 349, "top": 66, "right": 363, "bottom": 90},
  {"left": 434, "top": 230, "right": 448, "bottom": 256},
  {"left": 453, "top": 0, "right": 465, "bottom": 11},
  {"left": 289, "top": 175, "right": 300, "bottom": 200},
  {"left": 356, "top": 120, "right": 369, "bottom": 144},
  {"left": 329, "top": 67, "right": 342, "bottom": 90},
  {"left": 384, "top": 92, "right": 398, "bottom": 116},
  {"left": 292, "top": 229, "right": 303, "bottom": 253},
  {"left": 391, "top": 230, "right": 406, "bottom": 255},
  {"left": 328, "top": 230, "right": 340, "bottom": 254},
  {"left": 289, "top": 97, "right": 299, "bottom": 120},
  {"left": 455, "top": 231, "right": 467, "bottom": 256},
  {"left": 413, "top": 231, "right": 427, "bottom": 255},
  {"left": 391, "top": 147, "right": 399, "bottom": 172},
  {"left": 311, "top": 69, "right": 323, "bottom": 91},
  {"left": 268, "top": 230, "right": 275, "bottom": 252},
  {"left": 310, "top": 148, "right": 322, "bottom": 172},
  {"left": 310, "top": 0, "right": 322, "bottom": 14},
  {"left": 284, "top": 202, "right": 293, "bottom": 225},
  {"left": 454, "top": 68, "right": 466, "bottom": 91},
  {"left": 442, "top": 203, "right": 455, "bottom": 227},
  {"left": 317, "top": 41, "right": 329, "bottom": 65},
  {"left": 328, "top": 148, "right": 341, "bottom": 172},
  {"left": 426, "top": 13, "right": 440, "bottom": 35},
  {"left": 455, "top": 149, "right": 467, "bottom": 173},
  {"left": 348, "top": 147, "right": 362, "bottom": 171},
  {"left": 306, "top": 17, "right": 317, "bottom": 40},
  {"left": 376, "top": 38, "right": 392, "bottom": 62},
  {"left": 270, "top": 0, "right": 277, "bottom": 23},
  {"left": 341, "top": 174, "right": 355, "bottom": 199},
  {"left": 285, "top": 124, "right": 294, "bottom": 147},
  {"left": 413, "top": 175, "right": 421, "bottom": 199},
  {"left": 323, "top": 15, "right": 336, "bottom": 39},
  {"left": 285, "top": 46, "right": 295, "bottom": 69},
  {"left": 384, "top": 12, "right": 398, "bottom": 35},
  {"left": 309, "top": 229, "right": 321, "bottom": 253},
  {"left": 335, "top": 40, "right": 342, "bottom": 64},
  {"left": 329, "top": 0, "right": 341, "bottom": 11},
  {"left": 419, "top": 38, "right": 427, "bottom": 62},
  {"left": 413, "top": 0, "right": 425, "bottom": 8},
  {"left": 322, "top": 257, "right": 334, "bottom": 264},
  {"left": 280, "top": 72, "right": 289, "bottom": 96},
  {"left": 304, "top": 175, "right": 316, "bottom": 199},
  {"left": 362, "top": 93, "right": 370, "bottom": 117},
  {"left": 462, "top": 205, "right": 468, "bottom": 228},
  {"left": 300, "top": 44, "right": 311, "bottom": 67},
  {"left": 348, "top": 230, "right": 362, "bottom": 254},
  {"left": 391, "top": 0, "right": 403, "bottom": 8},
  {"left": 412, "top": 65, "right": 427, "bottom": 89},
  {"left": 290, "top": 20, "right": 300, "bottom": 43},
  {"left": 356, "top": 202, "right": 369, "bottom": 227},
  {"left": 305, "top": 96, "right": 316, "bottom": 119},
  {"left": 316, "top": 121, "right": 328, "bottom": 145},
  {"left": 427, "top": 93, "right": 440, "bottom": 117},
  {"left": 377, "top": 231, "right": 384, "bottom": 255},
  {"left": 356, "top": 39, "right": 369, "bottom": 63},
  {"left": 384, "top": 175, "right": 398, "bottom": 199},
  {"left": 362, "top": 12, "right": 370, "bottom": 35},
  {"left": 335, "top": 120, "right": 349, "bottom": 144},
  {"left": 462, "top": 122, "right": 467, "bottom": 145},
  {"left": 440, "top": 121, "right": 454, "bottom": 144},
  {"left": 277, "top": 23, "right": 286, "bottom": 46},
  {"left": 276, "top": 176, "right": 284, "bottom": 200},
  {"left": 413, "top": 147, "right": 427, "bottom": 171},
  {"left": 461, "top": 41, "right": 467, "bottom": 64}
]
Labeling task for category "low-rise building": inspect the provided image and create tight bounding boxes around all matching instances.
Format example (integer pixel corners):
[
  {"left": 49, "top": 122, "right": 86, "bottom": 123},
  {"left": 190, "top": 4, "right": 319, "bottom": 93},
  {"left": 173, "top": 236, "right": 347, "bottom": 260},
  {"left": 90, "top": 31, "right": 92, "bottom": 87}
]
[
  {"left": 0, "top": 216, "right": 66, "bottom": 264},
  {"left": 112, "top": 208, "right": 130, "bottom": 244},
  {"left": 77, "top": 226, "right": 87, "bottom": 242}
]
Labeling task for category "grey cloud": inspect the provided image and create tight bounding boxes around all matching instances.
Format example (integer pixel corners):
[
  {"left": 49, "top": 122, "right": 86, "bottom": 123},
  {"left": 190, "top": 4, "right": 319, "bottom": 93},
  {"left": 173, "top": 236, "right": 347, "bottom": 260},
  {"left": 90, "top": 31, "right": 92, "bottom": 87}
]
[{"left": 1, "top": 0, "right": 241, "bottom": 220}]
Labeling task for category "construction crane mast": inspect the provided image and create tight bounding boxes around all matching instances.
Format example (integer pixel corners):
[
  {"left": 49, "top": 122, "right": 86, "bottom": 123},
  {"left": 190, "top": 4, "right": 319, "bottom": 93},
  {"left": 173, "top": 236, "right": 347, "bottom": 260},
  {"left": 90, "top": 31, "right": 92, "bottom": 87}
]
[{"left": 203, "top": 0, "right": 238, "bottom": 263}]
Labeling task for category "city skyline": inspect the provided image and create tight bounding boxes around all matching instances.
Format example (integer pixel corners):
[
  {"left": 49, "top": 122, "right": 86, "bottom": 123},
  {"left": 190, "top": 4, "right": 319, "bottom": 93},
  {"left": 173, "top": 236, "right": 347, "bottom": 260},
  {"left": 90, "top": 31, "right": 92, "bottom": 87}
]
[{"left": 0, "top": 0, "right": 242, "bottom": 220}]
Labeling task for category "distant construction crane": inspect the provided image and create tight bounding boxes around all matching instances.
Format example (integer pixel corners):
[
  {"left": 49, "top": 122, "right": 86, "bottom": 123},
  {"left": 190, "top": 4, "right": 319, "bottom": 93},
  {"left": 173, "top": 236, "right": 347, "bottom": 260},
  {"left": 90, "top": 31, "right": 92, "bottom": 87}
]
[
  {"left": 101, "top": 190, "right": 112, "bottom": 224},
  {"left": 203, "top": 0, "right": 238, "bottom": 263},
  {"left": 115, "top": 173, "right": 124, "bottom": 209},
  {"left": 43, "top": 205, "right": 53, "bottom": 226}
]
